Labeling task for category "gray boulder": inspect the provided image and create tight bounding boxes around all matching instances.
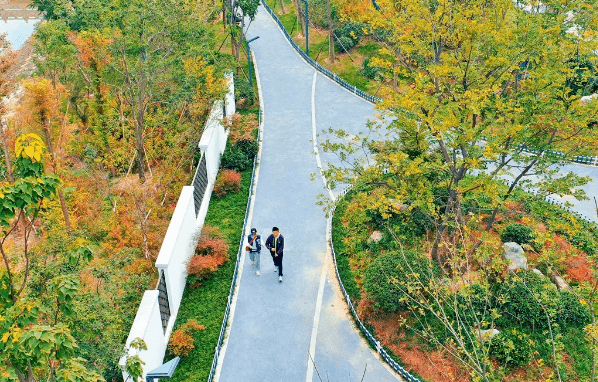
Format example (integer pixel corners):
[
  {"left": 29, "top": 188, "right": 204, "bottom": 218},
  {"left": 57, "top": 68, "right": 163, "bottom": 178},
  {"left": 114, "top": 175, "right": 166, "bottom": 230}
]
[
  {"left": 503, "top": 242, "right": 528, "bottom": 272},
  {"left": 369, "top": 231, "right": 383, "bottom": 242},
  {"left": 551, "top": 275, "right": 570, "bottom": 290},
  {"left": 390, "top": 199, "right": 409, "bottom": 212},
  {"left": 477, "top": 328, "right": 500, "bottom": 341},
  {"left": 531, "top": 268, "right": 544, "bottom": 277}
]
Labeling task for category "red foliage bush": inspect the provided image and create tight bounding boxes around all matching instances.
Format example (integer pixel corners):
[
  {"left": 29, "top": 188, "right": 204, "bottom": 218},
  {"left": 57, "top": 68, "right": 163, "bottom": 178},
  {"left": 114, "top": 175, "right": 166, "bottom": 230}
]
[
  {"left": 187, "top": 254, "right": 226, "bottom": 280},
  {"left": 168, "top": 329, "right": 195, "bottom": 357},
  {"left": 213, "top": 169, "right": 242, "bottom": 197},
  {"left": 167, "top": 319, "right": 206, "bottom": 357},
  {"left": 181, "top": 318, "right": 205, "bottom": 332},
  {"left": 566, "top": 256, "right": 594, "bottom": 283},
  {"left": 195, "top": 237, "right": 229, "bottom": 259},
  {"left": 187, "top": 225, "right": 230, "bottom": 280}
]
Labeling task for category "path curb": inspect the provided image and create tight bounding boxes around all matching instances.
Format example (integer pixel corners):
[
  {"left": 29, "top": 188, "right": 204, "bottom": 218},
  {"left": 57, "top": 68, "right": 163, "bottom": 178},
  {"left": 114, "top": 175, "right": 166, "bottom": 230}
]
[{"left": 209, "top": 50, "right": 267, "bottom": 382}]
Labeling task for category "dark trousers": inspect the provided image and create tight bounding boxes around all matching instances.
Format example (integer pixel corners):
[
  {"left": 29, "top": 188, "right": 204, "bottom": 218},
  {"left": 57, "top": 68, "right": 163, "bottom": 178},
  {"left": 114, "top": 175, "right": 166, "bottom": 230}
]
[{"left": 272, "top": 253, "right": 283, "bottom": 276}]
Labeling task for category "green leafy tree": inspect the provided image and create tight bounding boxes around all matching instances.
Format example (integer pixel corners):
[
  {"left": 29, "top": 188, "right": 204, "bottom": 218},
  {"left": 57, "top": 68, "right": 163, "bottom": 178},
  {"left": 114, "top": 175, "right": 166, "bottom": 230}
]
[
  {"left": 0, "top": 134, "right": 60, "bottom": 301},
  {"left": 323, "top": 0, "right": 598, "bottom": 268},
  {"left": 0, "top": 134, "right": 101, "bottom": 381}
]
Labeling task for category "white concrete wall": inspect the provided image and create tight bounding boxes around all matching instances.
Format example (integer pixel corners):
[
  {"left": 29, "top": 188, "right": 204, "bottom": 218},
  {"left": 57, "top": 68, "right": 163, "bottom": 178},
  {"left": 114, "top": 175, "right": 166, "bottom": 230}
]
[
  {"left": 120, "top": 73, "right": 236, "bottom": 380},
  {"left": 155, "top": 186, "right": 196, "bottom": 321},
  {"left": 199, "top": 99, "right": 230, "bottom": 182},
  {"left": 120, "top": 291, "right": 166, "bottom": 381}
]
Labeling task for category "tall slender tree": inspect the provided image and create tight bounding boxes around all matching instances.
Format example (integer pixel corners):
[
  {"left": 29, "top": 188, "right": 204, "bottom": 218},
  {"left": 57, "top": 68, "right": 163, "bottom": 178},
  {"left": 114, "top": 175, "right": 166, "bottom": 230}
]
[
  {"left": 0, "top": 34, "right": 17, "bottom": 184},
  {"left": 21, "top": 78, "right": 73, "bottom": 233},
  {"left": 323, "top": 0, "right": 598, "bottom": 266}
]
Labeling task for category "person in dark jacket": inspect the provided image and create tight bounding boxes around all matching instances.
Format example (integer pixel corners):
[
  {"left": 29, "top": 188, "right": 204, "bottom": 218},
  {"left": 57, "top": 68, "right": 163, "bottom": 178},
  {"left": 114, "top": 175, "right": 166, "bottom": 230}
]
[
  {"left": 265, "top": 227, "right": 284, "bottom": 282},
  {"left": 246, "top": 228, "right": 261, "bottom": 276}
]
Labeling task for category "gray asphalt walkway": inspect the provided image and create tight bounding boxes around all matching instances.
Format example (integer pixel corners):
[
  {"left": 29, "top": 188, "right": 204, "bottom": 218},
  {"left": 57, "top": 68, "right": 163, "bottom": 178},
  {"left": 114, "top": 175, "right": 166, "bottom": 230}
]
[{"left": 215, "top": 6, "right": 402, "bottom": 382}]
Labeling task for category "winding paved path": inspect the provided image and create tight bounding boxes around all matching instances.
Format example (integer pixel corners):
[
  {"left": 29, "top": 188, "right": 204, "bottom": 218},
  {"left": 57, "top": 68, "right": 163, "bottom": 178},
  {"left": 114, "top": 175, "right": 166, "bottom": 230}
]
[
  {"left": 214, "top": 5, "right": 598, "bottom": 382},
  {"left": 214, "top": 6, "right": 402, "bottom": 382}
]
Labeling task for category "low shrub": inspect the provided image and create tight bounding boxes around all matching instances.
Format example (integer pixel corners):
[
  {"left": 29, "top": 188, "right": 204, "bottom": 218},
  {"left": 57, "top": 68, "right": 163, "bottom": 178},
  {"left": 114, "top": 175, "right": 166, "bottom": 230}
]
[
  {"left": 364, "top": 251, "right": 436, "bottom": 313},
  {"left": 194, "top": 226, "right": 229, "bottom": 258},
  {"left": 489, "top": 328, "right": 534, "bottom": 367},
  {"left": 168, "top": 319, "right": 206, "bottom": 357},
  {"left": 334, "top": 35, "right": 356, "bottom": 53},
  {"left": 334, "top": 21, "right": 365, "bottom": 52},
  {"left": 220, "top": 138, "right": 257, "bottom": 172},
  {"left": 235, "top": 138, "right": 259, "bottom": 158},
  {"left": 500, "top": 223, "right": 535, "bottom": 245},
  {"left": 494, "top": 271, "right": 559, "bottom": 331},
  {"left": 558, "top": 290, "right": 591, "bottom": 329},
  {"left": 220, "top": 145, "right": 252, "bottom": 172},
  {"left": 570, "top": 230, "right": 597, "bottom": 256},
  {"left": 361, "top": 58, "right": 381, "bottom": 80},
  {"left": 234, "top": 77, "right": 255, "bottom": 105},
  {"left": 187, "top": 226, "right": 230, "bottom": 281},
  {"left": 213, "top": 170, "right": 242, "bottom": 197},
  {"left": 187, "top": 254, "right": 227, "bottom": 281},
  {"left": 372, "top": 27, "right": 389, "bottom": 42},
  {"left": 169, "top": 330, "right": 194, "bottom": 357}
]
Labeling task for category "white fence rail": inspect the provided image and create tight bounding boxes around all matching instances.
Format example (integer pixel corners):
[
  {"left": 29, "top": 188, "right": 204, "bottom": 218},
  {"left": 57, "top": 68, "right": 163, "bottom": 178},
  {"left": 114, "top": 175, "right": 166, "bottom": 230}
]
[{"left": 120, "top": 72, "right": 235, "bottom": 380}]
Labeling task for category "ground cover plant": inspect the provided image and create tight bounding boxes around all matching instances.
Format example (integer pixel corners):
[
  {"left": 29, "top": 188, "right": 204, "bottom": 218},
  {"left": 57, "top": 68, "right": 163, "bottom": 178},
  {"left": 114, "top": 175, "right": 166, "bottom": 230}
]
[
  {"left": 165, "top": 121, "right": 257, "bottom": 380},
  {"left": 332, "top": 180, "right": 598, "bottom": 381}
]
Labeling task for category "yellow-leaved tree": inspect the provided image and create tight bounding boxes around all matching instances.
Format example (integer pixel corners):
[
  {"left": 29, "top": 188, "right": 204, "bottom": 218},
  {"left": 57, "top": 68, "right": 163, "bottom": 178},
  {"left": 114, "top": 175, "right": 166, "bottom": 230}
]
[
  {"left": 321, "top": 0, "right": 598, "bottom": 379},
  {"left": 324, "top": 0, "right": 598, "bottom": 264}
]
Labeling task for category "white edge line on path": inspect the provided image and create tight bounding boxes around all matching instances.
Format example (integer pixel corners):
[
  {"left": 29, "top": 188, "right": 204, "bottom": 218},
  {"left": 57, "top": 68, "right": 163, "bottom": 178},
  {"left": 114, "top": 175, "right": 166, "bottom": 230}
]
[
  {"left": 312, "top": 70, "right": 405, "bottom": 382},
  {"left": 260, "top": 4, "right": 376, "bottom": 106},
  {"left": 212, "top": 49, "right": 266, "bottom": 382},
  {"left": 306, "top": 69, "right": 331, "bottom": 382}
]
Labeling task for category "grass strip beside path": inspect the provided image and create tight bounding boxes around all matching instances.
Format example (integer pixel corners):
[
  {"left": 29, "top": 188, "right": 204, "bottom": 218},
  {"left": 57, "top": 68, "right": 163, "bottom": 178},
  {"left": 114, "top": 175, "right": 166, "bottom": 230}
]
[{"left": 166, "top": 165, "right": 253, "bottom": 381}]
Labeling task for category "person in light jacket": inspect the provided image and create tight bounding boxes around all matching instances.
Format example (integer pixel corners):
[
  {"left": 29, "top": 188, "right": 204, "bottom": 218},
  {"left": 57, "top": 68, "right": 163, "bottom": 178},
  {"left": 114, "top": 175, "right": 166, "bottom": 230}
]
[
  {"left": 265, "top": 226, "right": 284, "bottom": 282},
  {"left": 247, "top": 228, "right": 261, "bottom": 276}
]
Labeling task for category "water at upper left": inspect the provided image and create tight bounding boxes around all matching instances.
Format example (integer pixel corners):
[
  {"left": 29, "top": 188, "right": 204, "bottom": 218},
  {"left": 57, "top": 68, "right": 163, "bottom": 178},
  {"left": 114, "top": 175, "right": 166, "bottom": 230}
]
[{"left": 0, "top": 1, "right": 42, "bottom": 50}]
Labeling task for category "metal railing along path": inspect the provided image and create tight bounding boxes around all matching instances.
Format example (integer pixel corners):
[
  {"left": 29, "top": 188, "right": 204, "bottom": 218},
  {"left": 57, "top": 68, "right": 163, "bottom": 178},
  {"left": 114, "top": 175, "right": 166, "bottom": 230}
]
[
  {"left": 496, "top": 176, "right": 595, "bottom": 222},
  {"left": 260, "top": 0, "right": 381, "bottom": 105},
  {"left": 328, "top": 187, "right": 422, "bottom": 382},
  {"left": 328, "top": 176, "right": 597, "bottom": 382},
  {"left": 479, "top": 135, "right": 598, "bottom": 168},
  {"left": 206, "top": 110, "right": 262, "bottom": 382},
  {"left": 263, "top": 0, "right": 598, "bottom": 169}
]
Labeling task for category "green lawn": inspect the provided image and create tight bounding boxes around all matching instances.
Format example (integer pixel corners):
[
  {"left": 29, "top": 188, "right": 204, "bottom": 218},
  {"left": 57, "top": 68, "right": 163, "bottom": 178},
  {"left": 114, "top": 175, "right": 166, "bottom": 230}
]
[{"left": 166, "top": 164, "right": 253, "bottom": 381}]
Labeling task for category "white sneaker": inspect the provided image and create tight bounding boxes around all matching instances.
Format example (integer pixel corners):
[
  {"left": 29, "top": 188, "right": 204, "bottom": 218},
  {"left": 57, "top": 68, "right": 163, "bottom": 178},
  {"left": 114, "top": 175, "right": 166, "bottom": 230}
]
[
  {"left": 279, "top": 276, "right": 283, "bottom": 282},
  {"left": 256, "top": 271, "right": 260, "bottom": 276}
]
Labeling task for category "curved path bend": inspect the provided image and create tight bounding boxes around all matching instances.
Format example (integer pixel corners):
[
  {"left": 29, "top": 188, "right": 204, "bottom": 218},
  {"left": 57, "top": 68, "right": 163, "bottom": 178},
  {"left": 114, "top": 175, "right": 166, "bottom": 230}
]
[
  {"left": 214, "top": 5, "right": 598, "bottom": 382},
  {"left": 214, "top": 6, "right": 402, "bottom": 382}
]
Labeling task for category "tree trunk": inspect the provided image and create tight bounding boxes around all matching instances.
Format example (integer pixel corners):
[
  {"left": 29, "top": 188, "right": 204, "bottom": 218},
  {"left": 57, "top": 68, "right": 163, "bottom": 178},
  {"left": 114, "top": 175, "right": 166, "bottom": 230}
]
[
  {"left": 280, "top": 0, "right": 286, "bottom": 13},
  {"left": 0, "top": 120, "right": 14, "bottom": 183},
  {"left": 327, "top": 0, "right": 334, "bottom": 62},
  {"left": 222, "top": 0, "right": 227, "bottom": 32},
  {"left": 294, "top": 0, "right": 304, "bottom": 36},
  {"left": 93, "top": 67, "right": 116, "bottom": 177},
  {"left": 393, "top": 61, "right": 398, "bottom": 90},
  {"left": 42, "top": 124, "right": 72, "bottom": 233},
  {"left": 134, "top": 105, "right": 146, "bottom": 184}
]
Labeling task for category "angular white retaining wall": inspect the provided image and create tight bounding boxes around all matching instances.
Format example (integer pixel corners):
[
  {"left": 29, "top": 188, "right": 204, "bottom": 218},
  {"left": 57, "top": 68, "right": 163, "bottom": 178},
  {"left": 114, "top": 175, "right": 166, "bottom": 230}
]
[{"left": 120, "top": 73, "right": 235, "bottom": 381}]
